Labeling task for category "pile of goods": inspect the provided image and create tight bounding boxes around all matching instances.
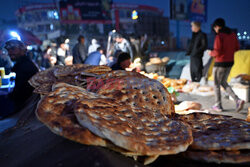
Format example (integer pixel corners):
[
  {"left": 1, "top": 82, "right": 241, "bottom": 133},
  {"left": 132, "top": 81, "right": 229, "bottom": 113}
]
[
  {"left": 182, "top": 82, "right": 214, "bottom": 96},
  {"left": 145, "top": 57, "right": 170, "bottom": 66},
  {"left": 30, "top": 64, "right": 250, "bottom": 165},
  {"left": 139, "top": 72, "right": 187, "bottom": 91}
]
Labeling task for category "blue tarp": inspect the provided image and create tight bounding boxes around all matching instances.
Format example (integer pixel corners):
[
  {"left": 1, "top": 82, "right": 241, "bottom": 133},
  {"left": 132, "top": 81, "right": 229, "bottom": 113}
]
[{"left": 157, "top": 51, "right": 190, "bottom": 79}]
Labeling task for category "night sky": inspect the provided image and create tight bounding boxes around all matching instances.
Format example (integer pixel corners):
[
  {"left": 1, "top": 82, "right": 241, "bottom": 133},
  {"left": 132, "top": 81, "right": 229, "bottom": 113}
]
[{"left": 0, "top": 0, "right": 250, "bottom": 37}]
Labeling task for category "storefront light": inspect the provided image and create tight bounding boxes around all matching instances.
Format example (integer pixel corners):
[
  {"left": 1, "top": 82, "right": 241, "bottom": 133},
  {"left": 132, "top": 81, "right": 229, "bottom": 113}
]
[
  {"left": 50, "top": 24, "right": 54, "bottom": 30},
  {"left": 27, "top": 46, "right": 33, "bottom": 50},
  {"left": 10, "top": 31, "right": 21, "bottom": 41},
  {"left": 53, "top": 11, "right": 59, "bottom": 20},
  {"left": 237, "top": 33, "right": 240, "bottom": 36},
  {"left": 132, "top": 10, "right": 138, "bottom": 20},
  {"left": 243, "top": 31, "right": 247, "bottom": 35}
]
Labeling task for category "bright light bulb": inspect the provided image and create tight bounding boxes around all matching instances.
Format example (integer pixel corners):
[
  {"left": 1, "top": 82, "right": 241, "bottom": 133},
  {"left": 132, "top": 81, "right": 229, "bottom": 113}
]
[
  {"left": 237, "top": 33, "right": 240, "bottom": 36},
  {"left": 244, "top": 31, "right": 247, "bottom": 35}
]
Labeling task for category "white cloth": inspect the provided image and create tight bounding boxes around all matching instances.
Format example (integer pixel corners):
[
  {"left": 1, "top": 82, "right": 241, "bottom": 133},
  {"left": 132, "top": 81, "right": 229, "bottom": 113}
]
[
  {"left": 57, "top": 47, "right": 66, "bottom": 57},
  {"left": 88, "top": 44, "right": 100, "bottom": 54},
  {"left": 99, "top": 54, "right": 107, "bottom": 65}
]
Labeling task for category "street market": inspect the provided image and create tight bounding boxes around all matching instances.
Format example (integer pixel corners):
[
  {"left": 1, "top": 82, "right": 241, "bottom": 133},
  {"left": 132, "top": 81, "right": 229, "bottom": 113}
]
[{"left": 0, "top": 0, "right": 250, "bottom": 167}]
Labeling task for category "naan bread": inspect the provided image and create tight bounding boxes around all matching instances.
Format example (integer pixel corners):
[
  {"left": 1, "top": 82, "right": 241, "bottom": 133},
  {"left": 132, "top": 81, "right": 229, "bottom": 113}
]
[
  {"left": 74, "top": 98, "right": 192, "bottom": 155},
  {"left": 33, "top": 83, "right": 53, "bottom": 95},
  {"left": 53, "top": 64, "right": 91, "bottom": 77},
  {"left": 177, "top": 113, "right": 250, "bottom": 151},
  {"left": 99, "top": 70, "right": 147, "bottom": 79},
  {"left": 96, "top": 76, "right": 174, "bottom": 116},
  {"left": 29, "top": 65, "right": 112, "bottom": 95},
  {"left": 29, "top": 65, "right": 63, "bottom": 87},
  {"left": 36, "top": 83, "right": 108, "bottom": 146},
  {"left": 183, "top": 149, "right": 250, "bottom": 164},
  {"left": 36, "top": 83, "right": 162, "bottom": 164},
  {"left": 83, "top": 65, "right": 112, "bottom": 75}
]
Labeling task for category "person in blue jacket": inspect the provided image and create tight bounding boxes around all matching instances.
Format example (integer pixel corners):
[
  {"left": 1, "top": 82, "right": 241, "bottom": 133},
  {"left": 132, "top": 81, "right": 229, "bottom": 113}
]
[{"left": 84, "top": 47, "right": 105, "bottom": 65}]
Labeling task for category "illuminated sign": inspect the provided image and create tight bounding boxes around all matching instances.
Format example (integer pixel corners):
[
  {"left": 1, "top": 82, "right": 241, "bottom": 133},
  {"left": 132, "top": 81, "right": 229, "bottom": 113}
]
[{"left": 132, "top": 10, "right": 138, "bottom": 20}]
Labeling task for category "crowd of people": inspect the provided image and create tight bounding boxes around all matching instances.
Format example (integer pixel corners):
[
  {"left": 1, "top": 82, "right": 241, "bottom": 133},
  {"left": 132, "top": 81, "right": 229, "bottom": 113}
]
[
  {"left": 0, "top": 17, "right": 245, "bottom": 119},
  {"left": 29, "top": 32, "right": 151, "bottom": 72}
]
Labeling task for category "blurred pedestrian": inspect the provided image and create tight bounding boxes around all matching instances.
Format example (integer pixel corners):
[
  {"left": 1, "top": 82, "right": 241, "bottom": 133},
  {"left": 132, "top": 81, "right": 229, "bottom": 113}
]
[
  {"left": 0, "top": 48, "right": 12, "bottom": 74},
  {"left": 84, "top": 47, "right": 106, "bottom": 65},
  {"left": 88, "top": 38, "right": 100, "bottom": 54},
  {"left": 99, "top": 49, "right": 107, "bottom": 66},
  {"left": 130, "top": 35, "right": 141, "bottom": 62},
  {"left": 114, "top": 34, "right": 133, "bottom": 60},
  {"left": 56, "top": 42, "right": 68, "bottom": 65},
  {"left": 42, "top": 46, "right": 53, "bottom": 69},
  {"left": 140, "top": 34, "right": 150, "bottom": 70},
  {"left": 186, "top": 21, "right": 207, "bottom": 82},
  {"left": 208, "top": 18, "right": 244, "bottom": 112},
  {"left": 1, "top": 39, "right": 39, "bottom": 117},
  {"left": 111, "top": 52, "right": 131, "bottom": 70},
  {"left": 72, "top": 35, "right": 87, "bottom": 64}
]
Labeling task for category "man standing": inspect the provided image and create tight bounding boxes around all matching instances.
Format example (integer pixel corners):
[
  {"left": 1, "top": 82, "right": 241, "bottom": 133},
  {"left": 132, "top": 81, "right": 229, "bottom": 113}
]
[
  {"left": 113, "top": 34, "right": 133, "bottom": 60},
  {"left": 72, "top": 35, "right": 87, "bottom": 64},
  {"left": 208, "top": 18, "right": 244, "bottom": 112},
  {"left": 186, "top": 21, "right": 207, "bottom": 82},
  {"left": 88, "top": 39, "right": 100, "bottom": 54},
  {"left": 56, "top": 42, "right": 67, "bottom": 65},
  {"left": 4, "top": 39, "right": 39, "bottom": 112}
]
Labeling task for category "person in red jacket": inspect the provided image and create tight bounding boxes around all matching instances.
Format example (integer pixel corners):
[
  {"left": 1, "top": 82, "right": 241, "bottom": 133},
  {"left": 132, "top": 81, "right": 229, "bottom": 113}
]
[{"left": 208, "top": 18, "right": 244, "bottom": 112}]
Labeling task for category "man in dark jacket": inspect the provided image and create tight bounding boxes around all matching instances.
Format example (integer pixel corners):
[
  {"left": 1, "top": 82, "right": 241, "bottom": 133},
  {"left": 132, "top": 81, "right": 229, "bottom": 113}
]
[
  {"left": 186, "top": 21, "right": 207, "bottom": 82},
  {"left": 72, "top": 35, "right": 87, "bottom": 64},
  {"left": 208, "top": 18, "right": 244, "bottom": 112},
  {"left": 3, "top": 39, "right": 39, "bottom": 114}
]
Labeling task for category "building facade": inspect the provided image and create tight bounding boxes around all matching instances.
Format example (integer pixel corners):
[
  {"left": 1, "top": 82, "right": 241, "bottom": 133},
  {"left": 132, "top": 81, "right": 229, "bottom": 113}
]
[
  {"left": 16, "top": 3, "right": 60, "bottom": 40},
  {"left": 16, "top": 2, "right": 169, "bottom": 40},
  {"left": 111, "top": 3, "right": 169, "bottom": 38}
]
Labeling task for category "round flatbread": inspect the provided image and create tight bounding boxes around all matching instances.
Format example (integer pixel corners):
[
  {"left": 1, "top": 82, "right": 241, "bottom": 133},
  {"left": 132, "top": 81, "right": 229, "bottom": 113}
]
[
  {"left": 53, "top": 64, "right": 91, "bottom": 77},
  {"left": 29, "top": 65, "right": 63, "bottom": 87},
  {"left": 36, "top": 83, "right": 108, "bottom": 146},
  {"left": 36, "top": 83, "right": 160, "bottom": 163},
  {"left": 183, "top": 149, "right": 250, "bottom": 164},
  {"left": 74, "top": 97, "right": 193, "bottom": 156},
  {"left": 177, "top": 113, "right": 250, "bottom": 151},
  {"left": 99, "top": 70, "right": 147, "bottom": 79},
  {"left": 96, "top": 76, "right": 174, "bottom": 116}
]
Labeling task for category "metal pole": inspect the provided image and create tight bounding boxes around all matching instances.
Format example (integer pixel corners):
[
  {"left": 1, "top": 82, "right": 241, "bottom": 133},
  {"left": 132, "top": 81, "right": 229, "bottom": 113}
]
[{"left": 176, "top": 20, "right": 180, "bottom": 49}]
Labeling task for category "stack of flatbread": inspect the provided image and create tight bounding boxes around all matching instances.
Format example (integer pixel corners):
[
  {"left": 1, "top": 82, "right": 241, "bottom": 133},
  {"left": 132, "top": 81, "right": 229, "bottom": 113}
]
[
  {"left": 177, "top": 113, "right": 250, "bottom": 164},
  {"left": 30, "top": 65, "right": 250, "bottom": 165},
  {"left": 29, "top": 64, "right": 112, "bottom": 95}
]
